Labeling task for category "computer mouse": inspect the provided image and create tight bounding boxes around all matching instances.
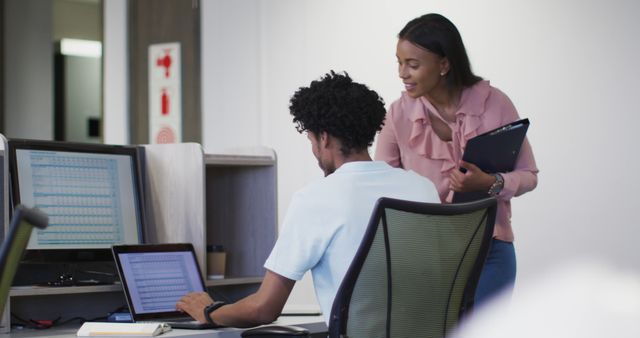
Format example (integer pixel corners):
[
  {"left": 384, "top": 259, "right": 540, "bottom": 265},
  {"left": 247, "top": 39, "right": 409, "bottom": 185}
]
[{"left": 241, "top": 324, "right": 310, "bottom": 337}]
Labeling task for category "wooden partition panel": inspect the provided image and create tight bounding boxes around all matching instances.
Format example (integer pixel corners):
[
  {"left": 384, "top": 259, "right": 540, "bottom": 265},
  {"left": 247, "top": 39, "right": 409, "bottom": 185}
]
[
  {"left": 142, "top": 142, "right": 206, "bottom": 270},
  {"left": 205, "top": 154, "right": 278, "bottom": 279}
]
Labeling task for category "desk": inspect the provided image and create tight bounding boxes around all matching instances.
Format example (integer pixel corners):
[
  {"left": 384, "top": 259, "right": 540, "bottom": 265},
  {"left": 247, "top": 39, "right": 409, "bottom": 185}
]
[{"left": 0, "top": 316, "right": 327, "bottom": 338}]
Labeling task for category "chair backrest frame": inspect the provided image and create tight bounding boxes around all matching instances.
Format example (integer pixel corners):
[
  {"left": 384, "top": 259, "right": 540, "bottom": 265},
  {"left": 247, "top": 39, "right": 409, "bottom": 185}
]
[
  {"left": 0, "top": 205, "right": 49, "bottom": 319},
  {"left": 328, "top": 197, "right": 497, "bottom": 338}
]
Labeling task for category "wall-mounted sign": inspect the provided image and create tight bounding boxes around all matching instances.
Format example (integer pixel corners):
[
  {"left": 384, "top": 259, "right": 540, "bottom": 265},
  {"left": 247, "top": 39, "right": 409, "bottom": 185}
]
[{"left": 149, "top": 42, "right": 182, "bottom": 144}]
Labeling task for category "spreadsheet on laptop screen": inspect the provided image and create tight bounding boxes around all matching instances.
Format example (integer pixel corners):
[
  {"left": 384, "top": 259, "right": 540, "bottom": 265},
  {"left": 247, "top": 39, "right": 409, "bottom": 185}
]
[{"left": 117, "top": 251, "right": 205, "bottom": 314}]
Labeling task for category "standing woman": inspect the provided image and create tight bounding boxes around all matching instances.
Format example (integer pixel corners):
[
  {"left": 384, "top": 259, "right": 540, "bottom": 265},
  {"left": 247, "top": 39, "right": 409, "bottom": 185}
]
[{"left": 375, "top": 13, "right": 538, "bottom": 305}]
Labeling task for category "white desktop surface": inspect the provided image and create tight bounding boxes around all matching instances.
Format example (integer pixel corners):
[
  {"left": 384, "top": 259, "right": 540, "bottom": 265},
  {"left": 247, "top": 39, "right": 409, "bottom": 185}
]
[{"left": 0, "top": 316, "right": 326, "bottom": 338}]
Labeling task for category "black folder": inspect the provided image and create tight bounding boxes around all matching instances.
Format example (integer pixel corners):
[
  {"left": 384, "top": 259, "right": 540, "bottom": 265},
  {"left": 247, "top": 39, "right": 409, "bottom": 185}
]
[{"left": 452, "top": 118, "right": 530, "bottom": 203}]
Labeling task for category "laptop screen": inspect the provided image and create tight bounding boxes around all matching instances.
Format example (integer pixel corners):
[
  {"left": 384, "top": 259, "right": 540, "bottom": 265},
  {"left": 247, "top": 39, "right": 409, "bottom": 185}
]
[{"left": 112, "top": 244, "right": 206, "bottom": 320}]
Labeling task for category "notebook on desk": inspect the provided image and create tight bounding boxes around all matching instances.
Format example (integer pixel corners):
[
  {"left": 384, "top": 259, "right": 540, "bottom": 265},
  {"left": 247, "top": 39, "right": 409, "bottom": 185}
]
[{"left": 112, "top": 243, "right": 217, "bottom": 329}]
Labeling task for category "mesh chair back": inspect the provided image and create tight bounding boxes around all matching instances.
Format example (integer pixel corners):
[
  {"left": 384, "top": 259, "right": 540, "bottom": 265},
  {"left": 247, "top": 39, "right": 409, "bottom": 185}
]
[
  {"left": 329, "top": 197, "right": 496, "bottom": 338},
  {"left": 0, "top": 205, "right": 49, "bottom": 319}
]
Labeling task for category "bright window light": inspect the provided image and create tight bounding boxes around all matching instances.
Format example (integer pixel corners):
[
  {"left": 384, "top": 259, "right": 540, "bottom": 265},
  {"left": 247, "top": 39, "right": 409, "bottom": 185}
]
[{"left": 60, "top": 39, "right": 102, "bottom": 57}]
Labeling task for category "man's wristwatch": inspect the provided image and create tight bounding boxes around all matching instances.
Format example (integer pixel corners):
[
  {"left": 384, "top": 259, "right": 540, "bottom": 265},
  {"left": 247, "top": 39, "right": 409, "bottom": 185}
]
[
  {"left": 488, "top": 173, "right": 504, "bottom": 196},
  {"left": 203, "top": 301, "right": 226, "bottom": 326}
]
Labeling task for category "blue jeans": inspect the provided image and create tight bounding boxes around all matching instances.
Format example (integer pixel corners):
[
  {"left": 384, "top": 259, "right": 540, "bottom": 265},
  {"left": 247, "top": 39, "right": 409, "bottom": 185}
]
[{"left": 474, "top": 239, "right": 516, "bottom": 307}]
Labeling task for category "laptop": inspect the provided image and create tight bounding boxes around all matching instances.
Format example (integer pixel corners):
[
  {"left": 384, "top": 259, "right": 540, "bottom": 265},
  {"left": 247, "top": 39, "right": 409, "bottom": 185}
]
[{"left": 112, "top": 243, "right": 217, "bottom": 329}]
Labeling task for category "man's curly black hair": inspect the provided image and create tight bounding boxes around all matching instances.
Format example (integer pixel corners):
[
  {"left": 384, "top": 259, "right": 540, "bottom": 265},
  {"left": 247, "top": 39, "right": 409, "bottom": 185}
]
[{"left": 289, "top": 71, "right": 386, "bottom": 156}]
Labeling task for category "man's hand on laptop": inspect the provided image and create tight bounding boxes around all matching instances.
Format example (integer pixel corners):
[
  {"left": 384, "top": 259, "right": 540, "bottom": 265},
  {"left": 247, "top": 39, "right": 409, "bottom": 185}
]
[{"left": 176, "top": 292, "right": 215, "bottom": 323}]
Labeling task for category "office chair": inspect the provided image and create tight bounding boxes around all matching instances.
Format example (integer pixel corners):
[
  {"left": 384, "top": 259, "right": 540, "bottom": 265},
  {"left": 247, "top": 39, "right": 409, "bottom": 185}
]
[
  {"left": 242, "top": 197, "right": 496, "bottom": 338},
  {"left": 329, "top": 197, "right": 496, "bottom": 338},
  {"left": 0, "top": 205, "right": 49, "bottom": 320}
]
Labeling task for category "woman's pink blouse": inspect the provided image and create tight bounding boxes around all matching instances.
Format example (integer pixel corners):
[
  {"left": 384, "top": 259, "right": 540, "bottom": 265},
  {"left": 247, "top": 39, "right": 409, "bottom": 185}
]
[{"left": 375, "top": 81, "right": 538, "bottom": 241}]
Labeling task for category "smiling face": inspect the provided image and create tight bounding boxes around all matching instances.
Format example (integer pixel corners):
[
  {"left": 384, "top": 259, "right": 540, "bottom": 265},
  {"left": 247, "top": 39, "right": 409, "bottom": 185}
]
[{"left": 396, "top": 39, "right": 449, "bottom": 99}]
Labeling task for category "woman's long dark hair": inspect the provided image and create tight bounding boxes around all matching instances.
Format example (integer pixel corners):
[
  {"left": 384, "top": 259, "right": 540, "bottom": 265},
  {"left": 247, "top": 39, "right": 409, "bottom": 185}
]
[{"left": 399, "top": 13, "right": 482, "bottom": 91}]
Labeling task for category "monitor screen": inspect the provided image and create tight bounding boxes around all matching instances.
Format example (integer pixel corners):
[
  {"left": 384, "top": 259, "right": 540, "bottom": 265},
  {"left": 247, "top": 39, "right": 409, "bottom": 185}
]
[{"left": 7, "top": 139, "right": 145, "bottom": 251}]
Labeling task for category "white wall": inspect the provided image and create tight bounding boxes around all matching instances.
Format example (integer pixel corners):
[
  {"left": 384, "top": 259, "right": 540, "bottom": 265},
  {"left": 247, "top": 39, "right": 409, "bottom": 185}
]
[
  {"left": 201, "top": 0, "right": 263, "bottom": 152},
  {"left": 103, "top": 0, "right": 129, "bottom": 145},
  {"left": 202, "top": 0, "right": 640, "bottom": 309}
]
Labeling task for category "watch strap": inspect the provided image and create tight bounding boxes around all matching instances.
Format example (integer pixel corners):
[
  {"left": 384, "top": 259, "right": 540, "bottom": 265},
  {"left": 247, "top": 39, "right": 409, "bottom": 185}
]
[
  {"left": 488, "top": 173, "right": 504, "bottom": 196},
  {"left": 204, "top": 301, "right": 226, "bottom": 326}
]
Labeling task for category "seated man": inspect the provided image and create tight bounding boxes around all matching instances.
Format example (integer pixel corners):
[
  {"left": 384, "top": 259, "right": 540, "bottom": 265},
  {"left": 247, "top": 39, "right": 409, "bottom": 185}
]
[{"left": 176, "top": 71, "right": 439, "bottom": 327}]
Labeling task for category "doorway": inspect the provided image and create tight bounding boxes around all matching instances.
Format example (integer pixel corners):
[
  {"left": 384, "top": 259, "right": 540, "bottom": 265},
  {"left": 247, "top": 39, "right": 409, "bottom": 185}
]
[{"left": 53, "top": 0, "right": 103, "bottom": 143}]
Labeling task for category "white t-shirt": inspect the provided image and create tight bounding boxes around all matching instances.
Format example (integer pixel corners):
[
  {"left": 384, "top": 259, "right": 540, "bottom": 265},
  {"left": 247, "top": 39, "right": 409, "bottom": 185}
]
[{"left": 264, "top": 161, "right": 439, "bottom": 323}]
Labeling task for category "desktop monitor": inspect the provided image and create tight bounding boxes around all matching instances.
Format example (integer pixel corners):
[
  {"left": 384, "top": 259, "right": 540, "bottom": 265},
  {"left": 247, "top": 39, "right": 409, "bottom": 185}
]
[{"left": 7, "top": 139, "right": 146, "bottom": 263}]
